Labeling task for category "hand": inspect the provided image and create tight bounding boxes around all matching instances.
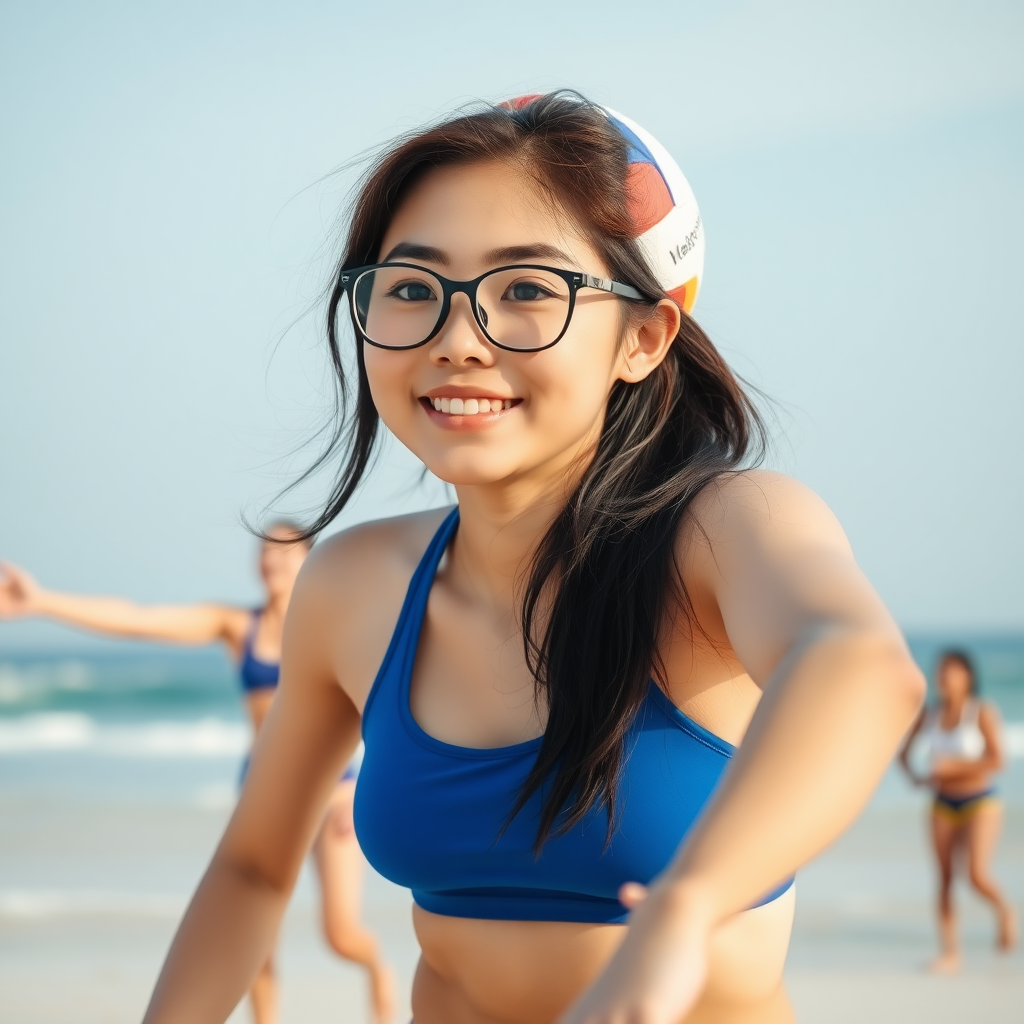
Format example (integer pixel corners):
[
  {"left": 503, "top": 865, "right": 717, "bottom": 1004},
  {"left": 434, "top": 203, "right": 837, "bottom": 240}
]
[
  {"left": 328, "top": 782, "right": 356, "bottom": 837},
  {"left": 0, "top": 562, "right": 44, "bottom": 619},
  {"left": 929, "top": 758, "right": 955, "bottom": 785},
  {"left": 557, "top": 879, "right": 713, "bottom": 1024}
]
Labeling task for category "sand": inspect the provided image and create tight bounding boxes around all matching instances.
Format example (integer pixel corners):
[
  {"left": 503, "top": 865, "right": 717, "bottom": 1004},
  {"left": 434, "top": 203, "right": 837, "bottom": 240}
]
[{"left": 1, "top": 789, "right": 1021, "bottom": 1023}]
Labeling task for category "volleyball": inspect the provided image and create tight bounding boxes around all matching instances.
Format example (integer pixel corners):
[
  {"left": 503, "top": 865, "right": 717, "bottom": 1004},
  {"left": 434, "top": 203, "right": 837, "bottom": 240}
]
[
  {"left": 602, "top": 108, "right": 704, "bottom": 314},
  {"left": 501, "top": 96, "right": 704, "bottom": 314}
]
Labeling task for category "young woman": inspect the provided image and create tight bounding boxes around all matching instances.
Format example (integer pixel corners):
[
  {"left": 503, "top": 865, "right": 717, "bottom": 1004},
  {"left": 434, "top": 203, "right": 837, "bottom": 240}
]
[
  {"left": 899, "top": 650, "right": 1017, "bottom": 972},
  {"left": 139, "top": 93, "right": 925, "bottom": 1024},
  {"left": 0, "top": 524, "right": 396, "bottom": 1024}
]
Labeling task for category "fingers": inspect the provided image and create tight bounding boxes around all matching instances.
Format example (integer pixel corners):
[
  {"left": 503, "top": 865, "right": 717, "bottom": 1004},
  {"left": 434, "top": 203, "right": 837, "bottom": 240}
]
[
  {"left": 617, "top": 881, "right": 648, "bottom": 908},
  {"left": 331, "top": 802, "right": 355, "bottom": 836},
  {"left": 0, "top": 561, "right": 31, "bottom": 594},
  {"left": 0, "top": 562, "right": 29, "bottom": 616}
]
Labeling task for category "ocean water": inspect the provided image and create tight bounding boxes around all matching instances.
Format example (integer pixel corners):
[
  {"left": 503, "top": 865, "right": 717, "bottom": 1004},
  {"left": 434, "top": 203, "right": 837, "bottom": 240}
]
[
  {"left": 0, "top": 648, "right": 247, "bottom": 809},
  {"left": 0, "top": 635, "right": 1021, "bottom": 915},
  {"left": 1, "top": 635, "right": 1022, "bottom": 801}
]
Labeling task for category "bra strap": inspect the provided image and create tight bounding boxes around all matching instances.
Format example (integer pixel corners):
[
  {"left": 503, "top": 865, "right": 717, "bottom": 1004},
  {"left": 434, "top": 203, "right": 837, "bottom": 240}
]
[
  {"left": 405, "top": 509, "right": 459, "bottom": 606},
  {"left": 361, "top": 508, "right": 460, "bottom": 727}
]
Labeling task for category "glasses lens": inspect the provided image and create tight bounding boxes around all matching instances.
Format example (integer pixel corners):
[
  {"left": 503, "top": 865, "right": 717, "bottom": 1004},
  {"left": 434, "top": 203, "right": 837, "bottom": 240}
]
[
  {"left": 353, "top": 266, "right": 444, "bottom": 348},
  {"left": 477, "top": 268, "right": 571, "bottom": 350}
]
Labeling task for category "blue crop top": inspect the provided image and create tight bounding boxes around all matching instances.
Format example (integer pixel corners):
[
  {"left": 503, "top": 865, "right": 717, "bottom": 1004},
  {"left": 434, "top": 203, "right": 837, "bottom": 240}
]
[
  {"left": 239, "top": 611, "right": 280, "bottom": 692},
  {"left": 354, "top": 509, "right": 793, "bottom": 924}
]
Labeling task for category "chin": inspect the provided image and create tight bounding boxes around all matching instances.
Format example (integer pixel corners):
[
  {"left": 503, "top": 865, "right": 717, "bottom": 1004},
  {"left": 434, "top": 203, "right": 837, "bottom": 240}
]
[{"left": 423, "top": 453, "right": 523, "bottom": 487}]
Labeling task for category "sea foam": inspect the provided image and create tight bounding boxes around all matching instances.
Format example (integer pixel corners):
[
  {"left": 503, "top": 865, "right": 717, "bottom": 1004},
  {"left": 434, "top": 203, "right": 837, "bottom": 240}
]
[{"left": 0, "top": 713, "right": 249, "bottom": 757}]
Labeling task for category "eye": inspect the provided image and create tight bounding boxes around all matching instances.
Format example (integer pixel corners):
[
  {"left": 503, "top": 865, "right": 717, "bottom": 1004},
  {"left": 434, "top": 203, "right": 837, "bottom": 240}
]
[
  {"left": 387, "top": 280, "right": 437, "bottom": 302},
  {"left": 503, "top": 280, "right": 558, "bottom": 302}
]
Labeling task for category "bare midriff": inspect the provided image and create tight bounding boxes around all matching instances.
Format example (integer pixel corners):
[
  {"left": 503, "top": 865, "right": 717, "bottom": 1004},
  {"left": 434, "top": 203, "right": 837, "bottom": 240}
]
[
  {"left": 410, "top": 888, "right": 797, "bottom": 1024},
  {"left": 245, "top": 689, "right": 275, "bottom": 735},
  {"left": 936, "top": 759, "right": 995, "bottom": 799}
]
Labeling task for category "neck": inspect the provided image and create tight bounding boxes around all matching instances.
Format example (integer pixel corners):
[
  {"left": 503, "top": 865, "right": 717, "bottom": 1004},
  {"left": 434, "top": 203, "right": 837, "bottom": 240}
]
[
  {"left": 263, "top": 589, "right": 292, "bottom": 617},
  {"left": 449, "top": 439, "right": 595, "bottom": 610},
  {"left": 945, "top": 693, "right": 968, "bottom": 717}
]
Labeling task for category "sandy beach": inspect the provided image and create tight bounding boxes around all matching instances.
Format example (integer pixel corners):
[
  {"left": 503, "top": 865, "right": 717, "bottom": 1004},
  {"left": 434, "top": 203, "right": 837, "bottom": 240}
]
[
  {"left": 1, "top": 644, "right": 1021, "bottom": 1022},
  {"left": 1, "top": 779, "right": 1021, "bottom": 1023}
]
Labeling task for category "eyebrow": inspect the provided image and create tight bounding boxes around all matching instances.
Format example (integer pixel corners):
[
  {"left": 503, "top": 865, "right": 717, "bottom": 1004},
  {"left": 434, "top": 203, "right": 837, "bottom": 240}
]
[
  {"left": 483, "top": 243, "right": 576, "bottom": 266},
  {"left": 379, "top": 241, "right": 578, "bottom": 269},
  {"left": 381, "top": 241, "right": 449, "bottom": 264}
]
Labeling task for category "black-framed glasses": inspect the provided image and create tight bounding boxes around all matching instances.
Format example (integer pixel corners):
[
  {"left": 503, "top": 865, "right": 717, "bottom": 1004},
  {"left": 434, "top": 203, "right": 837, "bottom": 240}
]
[{"left": 339, "top": 262, "right": 646, "bottom": 353}]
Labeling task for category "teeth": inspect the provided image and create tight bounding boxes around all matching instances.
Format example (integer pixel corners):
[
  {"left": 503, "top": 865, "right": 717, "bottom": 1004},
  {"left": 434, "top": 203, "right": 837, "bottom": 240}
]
[{"left": 428, "top": 397, "right": 516, "bottom": 416}]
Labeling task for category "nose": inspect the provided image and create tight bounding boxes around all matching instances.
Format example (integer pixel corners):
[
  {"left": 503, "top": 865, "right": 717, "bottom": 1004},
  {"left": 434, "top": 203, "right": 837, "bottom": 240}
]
[{"left": 429, "top": 291, "right": 496, "bottom": 367}]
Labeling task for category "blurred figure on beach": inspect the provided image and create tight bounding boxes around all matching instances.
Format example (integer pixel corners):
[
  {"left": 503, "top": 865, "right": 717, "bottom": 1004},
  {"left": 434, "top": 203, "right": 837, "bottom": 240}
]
[
  {"left": 900, "top": 649, "right": 1018, "bottom": 972},
  {"left": 0, "top": 524, "right": 396, "bottom": 1024}
]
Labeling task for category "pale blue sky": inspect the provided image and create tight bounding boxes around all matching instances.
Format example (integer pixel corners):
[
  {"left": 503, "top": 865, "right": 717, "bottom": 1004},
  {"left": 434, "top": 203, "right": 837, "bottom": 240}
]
[{"left": 1, "top": 0, "right": 1022, "bottom": 649}]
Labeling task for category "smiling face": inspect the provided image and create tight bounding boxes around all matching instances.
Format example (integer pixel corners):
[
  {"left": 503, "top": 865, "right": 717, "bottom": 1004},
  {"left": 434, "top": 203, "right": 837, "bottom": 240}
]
[{"left": 361, "top": 160, "right": 676, "bottom": 496}]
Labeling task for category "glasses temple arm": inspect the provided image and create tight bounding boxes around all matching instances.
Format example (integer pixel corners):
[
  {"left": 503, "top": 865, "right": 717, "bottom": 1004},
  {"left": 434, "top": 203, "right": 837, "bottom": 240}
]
[{"left": 579, "top": 273, "right": 646, "bottom": 301}]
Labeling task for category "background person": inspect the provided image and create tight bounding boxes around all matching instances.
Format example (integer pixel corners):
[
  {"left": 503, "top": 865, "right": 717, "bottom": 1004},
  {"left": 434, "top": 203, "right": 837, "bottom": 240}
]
[
  {"left": 0, "top": 523, "right": 396, "bottom": 1024},
  {"left": 900, "top": 649, "right": 1018, "bottom": 972}
]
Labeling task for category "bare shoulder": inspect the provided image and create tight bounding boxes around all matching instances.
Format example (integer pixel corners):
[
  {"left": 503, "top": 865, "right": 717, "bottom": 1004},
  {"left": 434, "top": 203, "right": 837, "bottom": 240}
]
[
  {"left": 297, "top": 506, "right": 454, "bottom": 619},
  {"left": 219, "top": 605, "right": 256, "bottom": 647},
  {"left": 978, "top": 700, "right": 1003, "bottom": 727},
  {"left": 682, "top": 470, "right": 852, "bottom": 563},
  {"left": 287, "top": 507, "right": 453, "bottom": 709},
  {"left": 306, "top": 507, "right": 451, "bottom": 580}
]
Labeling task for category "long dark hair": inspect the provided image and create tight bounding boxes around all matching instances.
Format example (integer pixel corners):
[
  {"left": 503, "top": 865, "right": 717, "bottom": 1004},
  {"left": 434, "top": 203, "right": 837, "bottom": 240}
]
[{"left": 299, "top": 92, "right": 765, "bottom": 851}]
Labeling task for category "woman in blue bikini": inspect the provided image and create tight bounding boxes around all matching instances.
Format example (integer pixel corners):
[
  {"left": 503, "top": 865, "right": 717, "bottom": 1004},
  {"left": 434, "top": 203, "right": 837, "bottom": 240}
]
[
  {"left": 0, "top": 523, "right": 395, "bottom": 1024},
  {"left": 139, "top": 92, "right": 925, "bottom": 1024}
]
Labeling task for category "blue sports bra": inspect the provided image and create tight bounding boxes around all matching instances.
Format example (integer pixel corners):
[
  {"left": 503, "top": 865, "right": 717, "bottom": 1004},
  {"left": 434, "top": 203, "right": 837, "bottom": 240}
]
[
  {"left": 354, "top": 509, "right": 793, "bottom": 924},
  {"left": 239, "top": 611, "right": 280, "bottom": 692}
]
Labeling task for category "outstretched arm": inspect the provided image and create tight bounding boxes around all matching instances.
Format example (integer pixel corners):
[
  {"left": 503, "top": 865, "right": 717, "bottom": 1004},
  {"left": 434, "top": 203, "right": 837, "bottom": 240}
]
[
  {"left": 0, "top": 561, "right": 248, "bottom": 649},
  {"left": 561, "top": 473, "right": 926, "bottom": 1024}
]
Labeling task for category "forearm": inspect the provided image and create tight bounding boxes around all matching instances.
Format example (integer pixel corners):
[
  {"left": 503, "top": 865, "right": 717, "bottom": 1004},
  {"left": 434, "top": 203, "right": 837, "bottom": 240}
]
[
  {"left": 33, "top": 590, "right": 226, "bottom": 645},
  {"left": 932, "top": 755, "right": 1003, "bottom": 782},
  {"left": 666, "top": 628, "right": 924, "bottom": 921},
  {"left": 143, "top": 855, "right": 291, "bottom": 1024},
  {"left": 897, "top": 753, "right": 919, "bottom": 780}
]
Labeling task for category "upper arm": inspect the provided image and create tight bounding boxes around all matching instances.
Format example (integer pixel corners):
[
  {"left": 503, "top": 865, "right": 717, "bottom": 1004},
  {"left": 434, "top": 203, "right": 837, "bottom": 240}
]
[
  {"left": 215, "top": 550, "right": 361, "bottom": 887},
  {"left": 978, "top": 702, "right": 1005, "bottom": 766},
  {"left": 682, "top": 471, "right": 906, "bottom": 686},
  {"left": 141, "top": 604, "right": 250, "bottom": 647},
  {"left": 212, "top": 512, "right": 443, "bottom": 887},
  {"left": 899, "top": 706, "right": 927, "bottom": 759}
]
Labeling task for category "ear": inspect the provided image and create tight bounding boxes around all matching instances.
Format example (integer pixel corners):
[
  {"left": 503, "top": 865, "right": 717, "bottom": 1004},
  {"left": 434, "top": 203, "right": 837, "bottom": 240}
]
[{"left": 615, "top": 299, "right": 681, "bottom": 384}]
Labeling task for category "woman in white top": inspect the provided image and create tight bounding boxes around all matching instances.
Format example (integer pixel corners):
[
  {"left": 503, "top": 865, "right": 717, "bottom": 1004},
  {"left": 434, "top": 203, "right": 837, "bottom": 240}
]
[{"left": 899, "top": 650, "right": 1017, "bottom": 971}]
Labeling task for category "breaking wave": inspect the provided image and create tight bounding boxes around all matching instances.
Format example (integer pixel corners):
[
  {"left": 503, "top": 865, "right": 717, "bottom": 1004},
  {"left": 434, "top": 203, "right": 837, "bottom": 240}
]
[{"left": 0, "top": 713, "right": 249, "bottom": 757}]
